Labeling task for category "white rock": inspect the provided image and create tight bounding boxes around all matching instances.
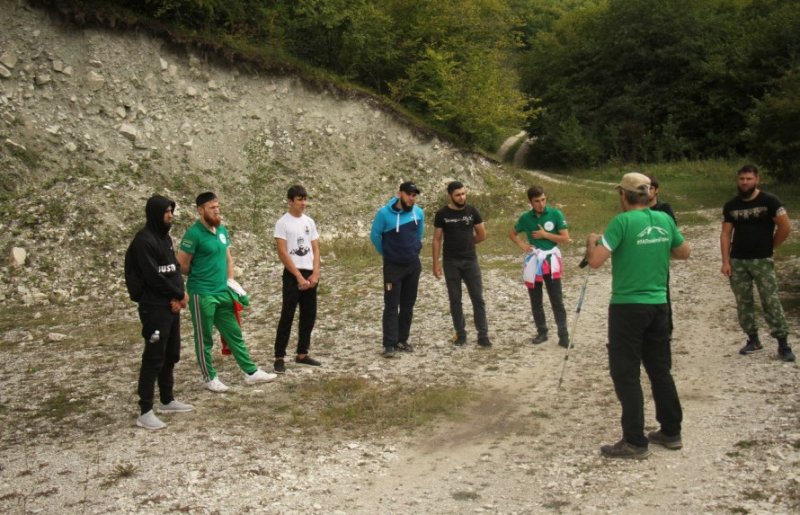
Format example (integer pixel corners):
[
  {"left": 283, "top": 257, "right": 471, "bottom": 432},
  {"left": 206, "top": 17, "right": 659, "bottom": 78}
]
[
  {"left": 159, "top": 57, "right": 168, "bottom": 71},
  {"left": 9, "top": 247, "right": 26, "bottom": 267},
  {"left": 0, "top": 64, "right": 11, "bottom": 79},
  {"left": 87, "top": 70, "right": 105, "bottom": 91},
  {"left": 35, "top": 73, "right": 52, "bottom": 85},
  {"left": 118, "top": 123, "right": 139, "bottom": 141},
  {"left": 47, "top": 333, "right": 67, "bottom": 342},
  {"left": 0, "top": 51, "right": 17, "bottom": 69},
  {"left": 52, "top": 60, "right": 64, "bottom": 72}
]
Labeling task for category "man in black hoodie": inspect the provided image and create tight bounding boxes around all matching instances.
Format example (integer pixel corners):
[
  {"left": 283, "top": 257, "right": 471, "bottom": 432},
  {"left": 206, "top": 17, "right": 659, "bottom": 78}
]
[{"left": 125, "top": 195, "right": 192, "bottom": 430}]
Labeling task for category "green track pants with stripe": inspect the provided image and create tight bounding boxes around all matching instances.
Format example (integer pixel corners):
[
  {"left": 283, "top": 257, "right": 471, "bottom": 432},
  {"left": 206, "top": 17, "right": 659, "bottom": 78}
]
[{"left": 189, "top": 292, "right": 257, "bottom": 381}]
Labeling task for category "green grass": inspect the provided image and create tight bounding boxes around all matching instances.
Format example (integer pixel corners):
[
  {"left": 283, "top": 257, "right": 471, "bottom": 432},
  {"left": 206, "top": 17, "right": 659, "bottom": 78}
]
[{"left": 277, "top": 376, "right": 474, "bottom": 434}]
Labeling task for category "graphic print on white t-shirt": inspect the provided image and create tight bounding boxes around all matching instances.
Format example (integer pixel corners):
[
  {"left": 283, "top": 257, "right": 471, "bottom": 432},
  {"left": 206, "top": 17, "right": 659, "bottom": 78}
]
[{"left": 274, "top": 213, "right": 319, "bottom": 271}]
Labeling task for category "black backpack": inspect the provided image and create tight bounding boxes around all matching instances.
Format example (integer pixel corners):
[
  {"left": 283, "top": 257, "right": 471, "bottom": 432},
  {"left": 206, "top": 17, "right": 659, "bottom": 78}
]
[{"left": 124, "top": 239, "right": 144, "bottom": 302}]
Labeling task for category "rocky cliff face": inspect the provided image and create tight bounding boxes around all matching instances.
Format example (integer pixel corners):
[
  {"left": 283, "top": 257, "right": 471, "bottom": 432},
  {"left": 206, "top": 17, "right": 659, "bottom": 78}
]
[{"left": 0, "top": 0, "right": 503, "bottom": 306}]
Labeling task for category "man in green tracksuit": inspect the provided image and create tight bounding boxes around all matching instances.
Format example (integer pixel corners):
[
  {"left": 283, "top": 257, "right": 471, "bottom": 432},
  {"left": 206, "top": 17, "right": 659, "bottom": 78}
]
[{"left": 177, "top": 192, "right": 276, "bottom": 392}]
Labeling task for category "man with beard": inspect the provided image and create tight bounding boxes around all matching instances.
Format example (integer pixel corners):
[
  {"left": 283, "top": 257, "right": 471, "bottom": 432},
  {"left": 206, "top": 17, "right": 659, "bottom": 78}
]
[
  {"left": 509, "top": 186, "right": 571, "bottom": 348},
  {"left": 721, "top": 165, "right": 795, "bottom": 362},
  {"left": 432, "top": 181, "right": 491, "bottom": 347},
  {"left": 125, "top": 195, "right": 192, "bottom": 430},
  {"left": 178, "top": 192, "right": 277, "bottom": 392},
  {"left": 370, "top": 181, "right": 425, "bottom": 357}
]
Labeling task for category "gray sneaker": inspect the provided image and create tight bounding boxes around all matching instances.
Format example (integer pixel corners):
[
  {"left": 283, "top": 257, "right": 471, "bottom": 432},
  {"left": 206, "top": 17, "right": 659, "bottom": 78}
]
[
  {"left": 136, "top": 410, "right": 166, "bottom": 430},
  {"left": 647, "top": 430, "right": 682, "bottom": 450},
  {"left": 600, "top": 439, "right": 651, "bottom": 459},
  {"left": 382, "top": 347, "right": 397, "bottom": 358},
  {"left": 157, "top": 400, "right": 194, "bottom": 414}
]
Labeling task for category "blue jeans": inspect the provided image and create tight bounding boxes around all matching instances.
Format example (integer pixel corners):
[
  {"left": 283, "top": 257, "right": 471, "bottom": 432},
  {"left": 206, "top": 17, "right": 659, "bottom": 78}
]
[
  {"left": 443, "top": 258, "right": 488, "bottom": 338},
  {"left": 608, "top": 303, "right": 682, "bottom": 447},
  {"left": 382, "top": 259, "right": 421, "bottom": 349}
]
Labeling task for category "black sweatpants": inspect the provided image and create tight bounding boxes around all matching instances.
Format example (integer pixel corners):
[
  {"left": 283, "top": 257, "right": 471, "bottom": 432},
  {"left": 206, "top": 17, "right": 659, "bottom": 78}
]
[
  {"left": 137, "top": 304, "right": 181, "bottom": 414},
  {"left": 274, "top": 268, "right": 317, "bottom": 358},
  {"left": 382, "top": 259, "right": 421, "bottom": 349}
]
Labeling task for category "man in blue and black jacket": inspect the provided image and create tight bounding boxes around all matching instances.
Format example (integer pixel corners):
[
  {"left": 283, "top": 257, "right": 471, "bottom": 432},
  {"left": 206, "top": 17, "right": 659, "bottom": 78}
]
[{"left": 370, "top": 181, "right": 425, "bottom": 357}]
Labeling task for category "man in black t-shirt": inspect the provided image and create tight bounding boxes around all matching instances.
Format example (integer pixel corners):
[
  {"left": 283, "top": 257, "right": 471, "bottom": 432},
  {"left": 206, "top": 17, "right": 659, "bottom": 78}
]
[
  {"left": 720, "top": 164, "right": 794, "bottom": 362},
  {"left": 433, "top": 181, "right": 491, "bottom": 347}
]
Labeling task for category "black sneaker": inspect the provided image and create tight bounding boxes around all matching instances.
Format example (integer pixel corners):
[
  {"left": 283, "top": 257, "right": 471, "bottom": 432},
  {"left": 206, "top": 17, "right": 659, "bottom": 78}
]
[
  {"left": 778, "top": 346, "right": 796, "bottom": 362},
  {"left": 739, "top": 339, "right": 763, "bottom": 355},
  {"left": 647, "top": 430, "right": 682, "bottom": 450},
  {"left": 396, "top": 341, "right": 414, "bottom": 352},
  {"left": 382, "top": 347, "right": 397, "bottom": 358},
  {"left": 600, "top": 439, "right": 651, "bottom": 459},
  {"left": 531, "top": 333, "right": 548, "bottom": 345},
  {"left": 295, "top": 355, "right": 322, "bottom": 367},
  {"left": 558, "top": 337, "right": 570, "bottom": 349},
  {"left": 452, "top": 333, "right": 467, "bottom": 346},
  {"left": 273, "top": 359, "right": 286, "bottom": 374},
  {"left": 477, "top": 336, "right": 492, "bottom": 348}
]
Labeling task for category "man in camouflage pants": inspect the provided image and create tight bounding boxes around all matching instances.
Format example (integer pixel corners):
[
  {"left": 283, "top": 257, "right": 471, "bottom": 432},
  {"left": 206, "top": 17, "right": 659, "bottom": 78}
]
[{"left": 720, "top": 165, "right": 795, "bottom": 362}]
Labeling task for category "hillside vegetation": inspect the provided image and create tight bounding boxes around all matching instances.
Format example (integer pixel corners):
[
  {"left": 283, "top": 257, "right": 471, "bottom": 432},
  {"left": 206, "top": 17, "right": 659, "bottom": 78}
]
[{"left": 28, "top": 0, "right": 800, "bottom": 181}]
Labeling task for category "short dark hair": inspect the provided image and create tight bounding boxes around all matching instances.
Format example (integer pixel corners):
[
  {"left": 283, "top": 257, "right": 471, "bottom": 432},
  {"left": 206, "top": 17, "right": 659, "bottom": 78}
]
[
  {"left": 527, "top": 186, "right": 545, "bottom": 201},
  {"left": 195, "top": 191, "right": 217, "bottom": 206},
  {"left": 646, "top": 174, "right": 660, "bottom": 189},
  {"left": 447, "top": 181, "right": 464, "bottom": 194},
  {"left": 287, "top": 185, "right": 308, "bottom": 199},
  {"left": 738, "top": 164, "right": 759, "bottom": 176}
]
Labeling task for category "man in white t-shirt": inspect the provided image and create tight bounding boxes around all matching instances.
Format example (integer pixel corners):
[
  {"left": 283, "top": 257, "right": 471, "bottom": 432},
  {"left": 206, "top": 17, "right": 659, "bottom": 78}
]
[{"left": 273, "top": 185, "right": 322, "bottom": 374}]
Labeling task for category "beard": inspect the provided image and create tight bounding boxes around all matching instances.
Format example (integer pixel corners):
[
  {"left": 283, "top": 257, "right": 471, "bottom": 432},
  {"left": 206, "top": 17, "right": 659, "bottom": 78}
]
[
  {"left": 737, "top": 185, "right": 756, "bottom": 199},
  {"left": 451, "top": 198, "right": 466, "bottom": 208},
  {"left": 203, "top": 212, "right": 221, "bottom": 227},
  {"left": 400, "top": 199, "right": 414, "bottom": 212}
]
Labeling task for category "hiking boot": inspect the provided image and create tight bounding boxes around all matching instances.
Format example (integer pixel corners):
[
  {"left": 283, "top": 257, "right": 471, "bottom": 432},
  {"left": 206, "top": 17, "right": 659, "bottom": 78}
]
[
  {"left": 382, "top": 347, "right": 397, "bottom": 358},
  {"left": 739, "top": 337, "right": 763, "bottom": 355},
  {"left": 647, "top": 430, "right": 682, "bottom": 450},
  {"left": 778, "top": 346, "right": 796, "bottom": 362},
  {"left": 531, "top": 333, "right": 548, "bottom": 345},
  {"left": 204, "top": 377, "right": 229, "bottom": 393},
  {"left": 274, "top": 359, "right": 286, "bottom": 374},
  {"left": 600, "top": 439, "right": 651, "bottom": 459},
  {"left": 244, "top": 368, "right": 277, "bottom": 384},
  {"left": 295, "top": 355, "right": 322, "bottom": 366},
  {"left": 558, "top": 337, "right": 570, "bottom": 349},
  {"left": 396, "top": 341, "right": 414, "bottom": 352},
  {"left": 136, "top": 410, "right": 166, "bottom": 430},
  {"left": 452, "top": 333, "right": 467, "bottom": 346},
  {"left": 477, "top": 336, "right": 492, "bottom": 348},
  {"left": 157, "top": 400, "right": 194, "bottom": 414}
]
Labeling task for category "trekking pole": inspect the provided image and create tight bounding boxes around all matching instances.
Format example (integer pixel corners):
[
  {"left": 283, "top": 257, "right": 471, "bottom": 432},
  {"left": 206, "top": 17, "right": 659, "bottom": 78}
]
[{"left": 557, "top": 258, "right": 590, "bottom": 390}]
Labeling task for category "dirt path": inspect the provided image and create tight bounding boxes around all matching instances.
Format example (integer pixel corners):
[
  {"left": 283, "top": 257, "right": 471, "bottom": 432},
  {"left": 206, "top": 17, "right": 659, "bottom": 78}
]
[{"left": 326, "top": 215, "right": 800, "bottom": 514}]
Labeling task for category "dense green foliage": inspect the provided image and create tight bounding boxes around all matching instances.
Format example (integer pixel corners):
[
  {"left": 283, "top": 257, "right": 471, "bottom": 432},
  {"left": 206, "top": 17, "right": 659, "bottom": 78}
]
[
  {"left": 520, "top": 0, "right": 800, "bottom": 178},
  {"left": 39, "top": 0, "right": 800, "bottom": 179}
]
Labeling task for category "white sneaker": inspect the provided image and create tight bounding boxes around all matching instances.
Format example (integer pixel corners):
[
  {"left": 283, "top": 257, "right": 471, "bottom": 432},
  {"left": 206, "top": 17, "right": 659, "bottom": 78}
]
[
  {"left": 205, "top": 377, "right": 229, "bottom": 393},
  {"left": 244, "top": 368, "right": 277, "bottom": 384},
  {"left": 157, "top": 400, "right": 194, "bottom": 413},
  {"left": 136, "top": 410, "right": 166, "bottom": 430}
]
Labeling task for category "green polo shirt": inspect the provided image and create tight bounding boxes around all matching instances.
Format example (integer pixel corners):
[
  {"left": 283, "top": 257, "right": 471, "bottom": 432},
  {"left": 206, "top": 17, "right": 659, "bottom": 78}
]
[
  {"left": 514, "top": 206, "right": 568, "bottom": 250},
  {"left": 601, "top": 209, "right": 684, "bottom": 304},
  {"left": 179, "top": 221, "right": 230, "bottom": 295}
]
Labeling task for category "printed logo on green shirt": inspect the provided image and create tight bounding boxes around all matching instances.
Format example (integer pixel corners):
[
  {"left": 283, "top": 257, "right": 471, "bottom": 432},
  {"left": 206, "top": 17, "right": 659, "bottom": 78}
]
[
  {"left": 636, "top": 226, "right": 670, "bottom": 245},
  {"left": 219, "top": 234, "right": 227, "bottom": 245}
]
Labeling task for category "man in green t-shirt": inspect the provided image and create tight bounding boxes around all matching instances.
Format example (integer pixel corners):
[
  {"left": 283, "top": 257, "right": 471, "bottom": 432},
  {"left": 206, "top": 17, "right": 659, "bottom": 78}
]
[
  {"left": 509, "top": 186, "right": 570, "bottom": 347},
  {"left": 585, "top": 172, "right": 690, "bottom": 459},
  {"left": 177, "top": 192, "right": 276, "bottom": 393}
]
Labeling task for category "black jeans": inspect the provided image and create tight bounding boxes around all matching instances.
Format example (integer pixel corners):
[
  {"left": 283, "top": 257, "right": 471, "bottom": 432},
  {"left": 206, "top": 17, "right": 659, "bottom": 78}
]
[
  {"left": 443, "top": 258, "right": 488, "bottom": 338},
  {"left": 608, "top": 303, "right": 682, "bottom": 447},
  {"left": 527, "top": 274, "right": 568, "bottom": 339},
  {"left": 137, "top": 304, "right": 181, "bottom": 414},
  {"left": 382, "top": 259, "right": 421, "bottom": 349},
  {"left": 274, "top": 269, "right": 317, "bottom": 358}
]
